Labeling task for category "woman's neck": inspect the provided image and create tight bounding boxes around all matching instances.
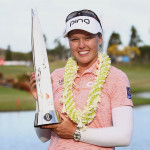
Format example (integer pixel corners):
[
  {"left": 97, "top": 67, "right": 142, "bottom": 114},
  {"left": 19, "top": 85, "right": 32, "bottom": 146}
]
[{"left": 77, "top": 59, "right": 97, "bottom": 76}]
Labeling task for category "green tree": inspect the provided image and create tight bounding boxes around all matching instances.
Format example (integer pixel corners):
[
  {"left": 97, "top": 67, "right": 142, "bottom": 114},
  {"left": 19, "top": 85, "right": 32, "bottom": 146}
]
[
  {"left": 11, "top": 52, "right": 32, "bottom": 61},
  {"left": 47, "top": 38, "right": 69, "bottom": 61},
  {"left": 129, "top": 26, "right": 142, "bottom": 47},
  {"left": 53, "top": 39, "right": 67, "bottom": 60},
  {"left": 5, "top": 45, "right": 12, "bottom": 60},
  {"left": 0, "top": 48, "right": 2, "bottom": 56},
  {"left": 107, "top": 32, "right": 122, "bottom": 49},
  {"left": 139, "top": 45, "right": 150, "bottom": 62}
]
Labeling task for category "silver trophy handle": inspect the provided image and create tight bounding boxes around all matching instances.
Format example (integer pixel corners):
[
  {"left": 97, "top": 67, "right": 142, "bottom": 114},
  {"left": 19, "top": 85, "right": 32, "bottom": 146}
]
[{"left": 31, "top": 8, "right": 60, "bottom": 127}]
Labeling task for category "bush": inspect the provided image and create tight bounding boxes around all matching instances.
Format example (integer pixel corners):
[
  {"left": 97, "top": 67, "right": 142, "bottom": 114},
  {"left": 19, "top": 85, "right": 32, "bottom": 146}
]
[{"left": 12, "top": 73, "right": 31, "bottom": 92}]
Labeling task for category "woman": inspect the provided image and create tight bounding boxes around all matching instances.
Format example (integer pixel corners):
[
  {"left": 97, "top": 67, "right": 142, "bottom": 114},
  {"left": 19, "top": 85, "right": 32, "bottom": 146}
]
[{"left": 30, "top": 9, "right": 133, "bottom": 150}]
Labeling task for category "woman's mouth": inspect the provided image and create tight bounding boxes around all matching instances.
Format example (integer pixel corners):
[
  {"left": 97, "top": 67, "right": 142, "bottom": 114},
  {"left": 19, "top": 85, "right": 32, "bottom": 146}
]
[{"left": 78, "top": 51, "right": 89, "bottom": 55}]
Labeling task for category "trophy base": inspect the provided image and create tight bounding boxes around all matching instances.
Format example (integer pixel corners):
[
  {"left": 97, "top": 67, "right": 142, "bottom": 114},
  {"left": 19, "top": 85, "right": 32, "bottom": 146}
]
[{"left": 34, "top": 110, "right": 60, "bottom": 127}]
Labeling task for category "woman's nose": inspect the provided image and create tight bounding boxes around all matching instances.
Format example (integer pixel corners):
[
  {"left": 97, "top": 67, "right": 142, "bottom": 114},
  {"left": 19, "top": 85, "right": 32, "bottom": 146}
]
[{"left": 79, "top": 39, "right": 85, "bottom": 49}]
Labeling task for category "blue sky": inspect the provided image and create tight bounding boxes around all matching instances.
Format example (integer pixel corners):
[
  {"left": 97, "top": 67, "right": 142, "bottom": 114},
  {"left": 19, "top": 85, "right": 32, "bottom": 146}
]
[{"left": 0, "top": 0, "right": 150, "bottom": 53}]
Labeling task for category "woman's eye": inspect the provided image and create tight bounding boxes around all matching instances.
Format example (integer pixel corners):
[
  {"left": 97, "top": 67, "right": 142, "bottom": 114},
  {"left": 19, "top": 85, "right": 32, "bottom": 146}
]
[
  {"left": 86, "top": 36, "right": 92, "bottom": 40},
  {"left": 71, "top": 38, "right": 78, "bottom": 41}
]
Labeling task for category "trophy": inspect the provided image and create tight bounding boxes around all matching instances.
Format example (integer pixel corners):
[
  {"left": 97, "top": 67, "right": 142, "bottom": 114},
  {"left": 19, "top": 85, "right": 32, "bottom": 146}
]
[{"left": 31, "top": 8, "right": 60, "bottom": 127}]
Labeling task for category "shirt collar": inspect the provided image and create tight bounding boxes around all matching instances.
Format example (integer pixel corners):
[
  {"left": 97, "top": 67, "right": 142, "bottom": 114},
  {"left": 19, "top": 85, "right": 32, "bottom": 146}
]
[{"left": 76, "top": 60, "right": 97, "bottom": 77}]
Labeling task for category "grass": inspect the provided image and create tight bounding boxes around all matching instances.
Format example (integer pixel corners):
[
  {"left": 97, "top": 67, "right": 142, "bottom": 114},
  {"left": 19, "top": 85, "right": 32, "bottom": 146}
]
[
  {"left": 113, "top": 62, "right": 150, "bottom": 93},
  {"left": 132, "top": 97, "right": 150, "bottom": 106},
  {"left": 0, "top": 61, "right": 67, "bottom": 111},
  {"left": 0, "top": 86, "right": 149, "bottom": 111},
  {"left": 1, "top": 61, "right": 149, "bottom": 92},
  {"left": 0, "top": 60, "right": 66, "bottom": 79},
  {"left": 49, "top": 60, "right": 67, "bottom": 73},
  {"left": 0, "top": 86, "right": 35, "bottom": 111},
  {"left": 0, "top": 61, "right": 150, "bottom": 111},
  {"left": 0, "top": 65, "right": 33, "bottom": 78}
]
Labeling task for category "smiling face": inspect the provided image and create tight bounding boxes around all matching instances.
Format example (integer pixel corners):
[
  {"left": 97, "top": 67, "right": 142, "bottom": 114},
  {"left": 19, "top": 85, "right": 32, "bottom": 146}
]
[{"left": 68, "top": 29, "right": 102, "bottom": 69}]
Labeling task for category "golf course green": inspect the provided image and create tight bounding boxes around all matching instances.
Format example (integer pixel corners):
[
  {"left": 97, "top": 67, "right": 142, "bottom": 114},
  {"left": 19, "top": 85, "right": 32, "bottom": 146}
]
[{"left": 0, "top": 61, "right": 149, "bottom": 111}]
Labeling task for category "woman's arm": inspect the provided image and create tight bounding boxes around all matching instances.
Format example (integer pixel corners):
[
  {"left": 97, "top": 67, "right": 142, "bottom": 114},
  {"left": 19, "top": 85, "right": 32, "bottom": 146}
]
[
  {"left": 40, "top": 106, "right": 133, "bottom": 147},
  {"left": 80, "top": 106, "right": 133, "bottom": 147}
]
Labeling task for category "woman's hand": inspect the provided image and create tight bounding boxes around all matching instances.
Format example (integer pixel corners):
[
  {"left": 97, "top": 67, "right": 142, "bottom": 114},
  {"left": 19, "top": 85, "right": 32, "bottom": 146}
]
[
  {"left": 41, "top": 113, "right": 77, "bottom": 139},
  {"left": 30, "top": 72, "right": 38, "bottom": 100}
]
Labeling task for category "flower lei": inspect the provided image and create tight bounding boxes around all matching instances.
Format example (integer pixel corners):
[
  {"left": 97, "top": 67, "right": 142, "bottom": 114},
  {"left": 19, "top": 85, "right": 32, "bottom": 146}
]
[{"left": 62, "top": 52, "right": 111, "bottom": 129}]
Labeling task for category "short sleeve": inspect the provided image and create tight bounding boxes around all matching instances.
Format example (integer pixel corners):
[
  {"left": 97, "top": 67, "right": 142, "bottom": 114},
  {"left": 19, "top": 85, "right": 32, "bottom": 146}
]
[{"left": 109, "top": 67, "right": 133, "bottom": 109}]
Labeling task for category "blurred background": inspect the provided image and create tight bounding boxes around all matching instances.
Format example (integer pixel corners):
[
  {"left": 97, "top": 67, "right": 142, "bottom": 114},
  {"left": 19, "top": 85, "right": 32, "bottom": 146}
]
[{"left": 0, "top": 0, "right": 150, "bottom": 150}]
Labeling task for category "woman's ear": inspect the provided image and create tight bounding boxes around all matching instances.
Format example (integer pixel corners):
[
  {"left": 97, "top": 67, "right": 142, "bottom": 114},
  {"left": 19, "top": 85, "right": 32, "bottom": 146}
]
[{"left": 99, "top": 36, "right": 103, "bottom": 46}]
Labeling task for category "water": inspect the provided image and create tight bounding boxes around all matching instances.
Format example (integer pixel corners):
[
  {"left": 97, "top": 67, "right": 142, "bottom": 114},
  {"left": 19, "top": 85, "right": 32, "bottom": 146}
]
[
  {"left": 116, "top": 105, "right": 150, "bottom": 150},
  {"left": 0, "top": 105, "right": 150, "bottom": 150},
  {"left": 0, "top": 111, "right": 49, "bottom": 150}
]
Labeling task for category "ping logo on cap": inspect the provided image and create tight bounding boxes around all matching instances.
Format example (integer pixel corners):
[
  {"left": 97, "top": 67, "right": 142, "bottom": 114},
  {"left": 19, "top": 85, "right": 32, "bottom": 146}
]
[{"left": 70, "top": 18, "right": 90, "bottom": 27}]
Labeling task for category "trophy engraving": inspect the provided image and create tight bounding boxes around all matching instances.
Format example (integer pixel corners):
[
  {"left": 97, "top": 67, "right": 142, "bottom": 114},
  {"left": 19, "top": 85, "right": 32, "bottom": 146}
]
[{"left": 31, "top": 8, "right": 60, "bottom": 127}]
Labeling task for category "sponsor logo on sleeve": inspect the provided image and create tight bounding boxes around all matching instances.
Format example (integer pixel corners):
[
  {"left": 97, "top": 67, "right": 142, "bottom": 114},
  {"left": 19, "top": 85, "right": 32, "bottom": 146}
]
[{"left": 126, "top": 87, "right": 132, "bottom": 99}]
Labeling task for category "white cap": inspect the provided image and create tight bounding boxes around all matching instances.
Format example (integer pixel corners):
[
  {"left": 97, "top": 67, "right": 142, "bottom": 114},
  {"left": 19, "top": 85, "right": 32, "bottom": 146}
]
[{"left": 64, "top": 16, "right": 102, "bottom": 37}]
